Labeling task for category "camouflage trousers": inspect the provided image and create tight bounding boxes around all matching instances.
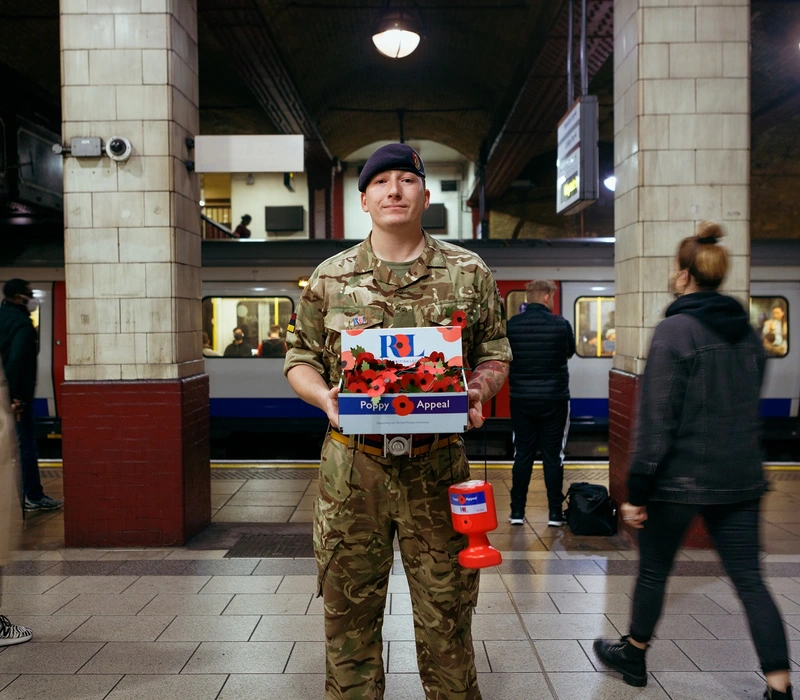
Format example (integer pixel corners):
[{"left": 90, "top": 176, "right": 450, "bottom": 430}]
[{"left": 314, "top": 434, "right": 482, "bottom": 700}]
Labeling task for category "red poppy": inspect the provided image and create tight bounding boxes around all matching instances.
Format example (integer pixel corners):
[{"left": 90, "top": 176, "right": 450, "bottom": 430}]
[
  {"left": 436, "top": 326, "right": 462, "bottom": 342},
  {"left": 400, "top": 374, "right": 420, "bottom": 391},
  {"left": 448, "top": 355, "right": 464, "bottom": 367},
  {"left": 391, "top": 333, "right": 412, "bottom": 357},
  {"left": 355, "top": 352, "right": 375, "bottom": 365},
  {"left": 360, "top": 369, "right": 377, "bottom": 382},
  {"left": 430, "top": 379, "right": 451, "bottom": 392},
  {"left": 429, "top": 351, "right": 445, "bottom": 363},
  {"left": 385, "top": 381, "right": 401, "bottom": 393},
  {"left": 367, "top": 380, "right": 386, "bottom": 397},
  {"left": 349, "top": 380, "right": 369, "bottom": 393},
  {"left": 341, "top": 350, "right": 355, "bottom": 371},
  {"left": 451, "top": 310, "right": 467, "bottom": 328},
  {"left": 418, "top": 374, "right": 434, "bottom": 391},
  {"left": 392, "top": 395, "right": 415, "bottom": 416}
]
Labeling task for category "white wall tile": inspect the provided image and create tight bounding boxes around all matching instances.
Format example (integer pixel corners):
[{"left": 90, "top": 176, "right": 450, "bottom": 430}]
[
  {"left": 722, "top": 186, "right": 749, "bottom": 220},
  {"left": 67, "top": 298, "right": 120, "bottom": 335},
  {"left": 61, "top": 14, "right": 115, "bottom": 50},
  {"left": 639, "top": 186, "right": 669, "bottom": 221},
  {"left": 669, "top": 43, "right": 722, "bottom": 78},
  {"left": 668, "top": 185, "right": 722, "bottom": 222},
  {"left": 92, "top": 263, "right": 147, "bottom": 298},
  {"left": 643, "top": 221, "right": 693, "bottom": 256},
  {"left": 171, "top": 0, "right": 198, "bottom": 42},
  {"left": 723, "top": 43, "right": 749, "bottom": 78},
  {"left": 145, "top": 262, "right": 172, "bottom": 297},
  {"left": 695, "top": 150, "right": 749, "bottom": 185},
  {"left": 67, "top": 334, "right": 95, "bottom": 365},
  {"left": 141, "top": 0, "right": 168, "bottom": 11},
  {"left": 61, "top": 0, "right": 89, "bottom": 12},
  {"left": 642, "top": 7, "right": 695, "bottom": 43},
  {"left": 64, "top": 157, "right": 118, "bottom": 193},
  {"left": 65, "top": 365, "right": 122, "bottom": 381},
  {"left": 114, "top": 13, "right": 169, "bottom": 49},
  {"left": 120, "top": 298, "right": 173, "bottom": 333},
  {"left": 142, "top": 121, "right": 170, "bottom": 155},
  {"left": 147, "top": 333, "right": 175, "bottom": 363},
  {"left": 92, "top": 191, "right": 145, "bottom": 227},
  {"left": 116, "top": 85, "right": 171, "bottom": 120},
  {"left": 65, "top": 228, "right": 119, "bottom": 263},
  {"left": 643, "top": 79, "right": 696, "bottom": 114},
  {"left": 641, "top": 150, "right": 695, "bottom": 186},
  {"left": 696, "top": 78, "right": 749, "bottom": 114},
  {"left": 639, "top": 115, "right": 669, "bottom": 151},
  {"left": 118, "top": 156, "right": 172, "bottom": 192},
  {"left": 144, "top": 191, "right": 170, "bottom": 227},
  {"left": 94, "top": 333, "right": 137, "bottom": 364},
  {"left": 696, "top": 7, "right": 749, "bottom": 42},
  {"left": 65, "top": 193, "right": 94, "bottom": 228},
  {"left": 63, "top": 51, "right": 89, "bottom": 85},
  {"left": 615, "top": 222, "right": 643, "bottom": 263},
  {"left": 640, "top": 44, "right": 668, "bottom": 79},
  {"left": 669, "top": 114, "right": 749, "bottom": 150},
  {"left": 119, "top": 227, "right": 173, "bottom": 262},
  {"left": 142, "top": 49, "right": 168, "bottom": 84},
  {"left": 89, "top": 50, "right": 142, "bottom": 85},
  {"left": 63, "top": 86, "right": 117, "bottom": 121},
  {"left": 175, "top": 227, "right": 201, "bottom": 267},
  {"left": 88, "top": 0, "right": 141, "bottom": 12},
  {"left": 615, "top": 189, "right": 640, "bottom": 230},
  {"left": 65, "top": 264, "right": 95, "bottom": 298}
]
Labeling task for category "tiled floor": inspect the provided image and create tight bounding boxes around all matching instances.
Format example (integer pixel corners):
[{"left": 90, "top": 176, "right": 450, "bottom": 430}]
[{"left": 3, "top": 465, "right": 800, "bottom": 698}]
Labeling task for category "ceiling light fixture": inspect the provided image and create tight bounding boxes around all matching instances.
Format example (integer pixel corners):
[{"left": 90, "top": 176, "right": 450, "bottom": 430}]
[{"left": 372, "top": 7, "right": 422, "bottom": 59}]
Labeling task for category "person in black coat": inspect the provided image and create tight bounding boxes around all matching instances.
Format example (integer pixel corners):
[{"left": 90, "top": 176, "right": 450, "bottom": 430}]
[
  {"left": 0, "top": 279, "right": 62, "bottom": 512},
  {"left": 506, "top": 280, "right": 575, "bottom": 527},
  {"left": 593, "top": 222, "right": 793, "bottom": 699}
]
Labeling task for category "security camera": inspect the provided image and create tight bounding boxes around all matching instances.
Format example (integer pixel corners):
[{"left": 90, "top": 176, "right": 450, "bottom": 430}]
[{"left": 105, "top": 136, "right": 132, "bottom": 162}]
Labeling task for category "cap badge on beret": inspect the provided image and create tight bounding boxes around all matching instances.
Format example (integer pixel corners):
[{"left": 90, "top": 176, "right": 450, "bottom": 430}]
[
  {"left": 412, "top": 151, "right": 421, "bottom": 171},
  {"left": 357, "top": 143, "right": 427, "bottom": 192}
]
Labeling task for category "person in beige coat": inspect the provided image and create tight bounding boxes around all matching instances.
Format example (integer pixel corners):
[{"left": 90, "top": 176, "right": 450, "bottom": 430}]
[{"left": 0, "top": 360, "right": 32, "bottom": 645}]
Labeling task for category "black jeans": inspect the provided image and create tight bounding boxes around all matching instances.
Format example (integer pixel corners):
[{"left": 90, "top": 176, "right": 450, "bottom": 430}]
[
  {"left": 509, "top": 398, "right": 570, "bottom": 514},
  {"left": 630, "top": 499, "right": 789, "bottom": 674},
  {"left": 15, "top": 408, "right": 43, "bottom": 501}
]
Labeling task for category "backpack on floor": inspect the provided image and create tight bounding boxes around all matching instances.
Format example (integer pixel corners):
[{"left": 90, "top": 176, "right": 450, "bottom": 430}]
[{"left": 565, "top": 482, "right": 617, "bottom": 536}]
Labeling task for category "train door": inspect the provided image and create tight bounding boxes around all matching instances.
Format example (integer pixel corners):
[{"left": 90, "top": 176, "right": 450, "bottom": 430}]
[
  {"left": 561, "top": 282, "right": 616, "bottom": 428},
  {"left": 751, "top": 282, "right": 800, "bottom": 424}
]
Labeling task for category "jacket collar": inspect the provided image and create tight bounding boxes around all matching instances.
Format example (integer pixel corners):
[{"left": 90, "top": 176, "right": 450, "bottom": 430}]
[{"left": 353, "top": 230, "right": 447, "bottom": 286}]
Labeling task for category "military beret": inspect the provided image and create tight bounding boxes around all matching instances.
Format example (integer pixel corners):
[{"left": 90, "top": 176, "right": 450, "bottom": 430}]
[{"left": 357, "top": 143, "right": 426, "bottom": 192}]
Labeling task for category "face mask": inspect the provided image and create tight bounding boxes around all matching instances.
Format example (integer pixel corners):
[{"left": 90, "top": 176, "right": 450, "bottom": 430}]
[
  {"left": 24, "top": 297, "right": 39, "bottom": 313},
  {"left": 234, "top": 332, "right": 244, "bottom": 341}
]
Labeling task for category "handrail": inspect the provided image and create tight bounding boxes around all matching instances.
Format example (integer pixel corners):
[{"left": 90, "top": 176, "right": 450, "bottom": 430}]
[{"left": 201, "top": 214, "right": 235, "bottom": 239}]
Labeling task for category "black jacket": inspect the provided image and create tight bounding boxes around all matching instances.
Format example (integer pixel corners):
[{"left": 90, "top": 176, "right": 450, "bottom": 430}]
[
  {"left": 0, "top": 301, "right": 38, "bottom": 404},
  {"left": 628, "top": 292, "right": 768, "bottom": 506},
  {"left": 506, "top": 303, "right": 575, "bottom": 401}
]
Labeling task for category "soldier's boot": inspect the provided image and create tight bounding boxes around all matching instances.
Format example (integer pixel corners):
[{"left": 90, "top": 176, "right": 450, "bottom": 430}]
[{"left": 765, "top": 686, "right": 794, "bottom": 700}]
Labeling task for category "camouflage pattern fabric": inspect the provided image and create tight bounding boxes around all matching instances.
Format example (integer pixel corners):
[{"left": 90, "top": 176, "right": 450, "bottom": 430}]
[
  {"left": 284, "top": 231, "right": 512, "bottom": 386},
  {"left": 284, "top": 232, "right": 511, "bottom": 699},
  {"left": 316, "top": 434, "right": 481, "bottom": 699}
]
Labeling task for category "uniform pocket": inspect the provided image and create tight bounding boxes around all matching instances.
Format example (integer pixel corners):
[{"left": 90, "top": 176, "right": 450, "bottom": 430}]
[{"left": 323, "top": 306, "right": 384, "bottom": 385}]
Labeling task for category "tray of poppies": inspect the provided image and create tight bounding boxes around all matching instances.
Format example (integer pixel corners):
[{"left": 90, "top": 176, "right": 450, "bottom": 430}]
[{"left": 337, "top": 326, "right": 470, "bottom": 434}]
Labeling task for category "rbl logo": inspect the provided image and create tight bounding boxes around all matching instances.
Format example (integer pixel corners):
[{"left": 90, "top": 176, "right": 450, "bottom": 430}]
[{"left": 380, "top": 333, "right": 425, "bottom": 359}]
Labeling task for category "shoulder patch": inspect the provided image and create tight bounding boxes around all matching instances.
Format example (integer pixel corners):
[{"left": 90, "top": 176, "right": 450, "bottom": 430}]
[{"left": 286, "top": 312, "right": 297, "bottom": 334}]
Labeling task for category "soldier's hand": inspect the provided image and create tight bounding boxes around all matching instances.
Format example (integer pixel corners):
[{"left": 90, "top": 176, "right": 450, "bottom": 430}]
[
  {"left": 324, "top": 386, "right": 340, "bottom": 429},
  {"left": 467, "top": 389, "right": 484, "bottom": 430},
  {"left": 10, "top": 399, "right": 23, "bottom": 416}
]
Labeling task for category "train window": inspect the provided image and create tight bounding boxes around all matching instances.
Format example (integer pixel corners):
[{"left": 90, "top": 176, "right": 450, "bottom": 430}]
[
  {"left": 750, "top": 296, "right": 788, "bottom": 358},
  {"left": 202, "top": 296, "right": 294, "bottom": 358},
  {"left": 505, "top": 290, "right": 528, "bottom": 319},
  {"left": 574, "top": 297, "right": 616, "bottom": 358}
]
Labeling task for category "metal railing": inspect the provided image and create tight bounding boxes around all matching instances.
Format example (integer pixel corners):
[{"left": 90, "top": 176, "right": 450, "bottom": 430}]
[{"left": 202, "top": 214, "right": 235, "bottom": 240}]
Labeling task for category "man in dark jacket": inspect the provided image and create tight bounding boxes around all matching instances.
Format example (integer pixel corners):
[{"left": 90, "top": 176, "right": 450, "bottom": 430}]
[
  {"left": 0, "top": 279, "right": 62, "bottom": 512},
  {"left": 507, "top": 280, "right": 575, "bottom": 526}
]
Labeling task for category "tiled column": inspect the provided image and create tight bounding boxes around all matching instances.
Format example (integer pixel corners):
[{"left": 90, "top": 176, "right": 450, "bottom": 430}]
[
  {"left": 59, "top": 0, "right": 210, "bottom": 546},
  {"left": 610, "top": 0, "right": 750, "bottom": 544}
]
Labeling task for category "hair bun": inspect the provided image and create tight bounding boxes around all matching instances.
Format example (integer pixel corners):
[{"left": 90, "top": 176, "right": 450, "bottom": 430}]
[{"left": 695, "top": 220, "right": 724, "bottom": 243}]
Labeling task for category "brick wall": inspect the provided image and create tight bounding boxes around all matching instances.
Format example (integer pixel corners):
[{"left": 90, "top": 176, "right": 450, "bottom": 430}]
[{"left": 62, "top": 376, "right": 210, "bottom": 547}]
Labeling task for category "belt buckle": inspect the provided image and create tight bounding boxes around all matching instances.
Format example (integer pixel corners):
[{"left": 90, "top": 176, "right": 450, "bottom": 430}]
[{"left": 385, "top": 435, "right": 411, "bottom": 457}]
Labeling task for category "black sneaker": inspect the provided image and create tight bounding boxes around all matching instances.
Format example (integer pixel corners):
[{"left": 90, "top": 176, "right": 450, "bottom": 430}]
[
  {"left": 23, "top": 495, "right": 63, "bottom": 512},
  {"left": 593, "top": 636, "right": 647, "bottom": 687},
  {"left": 509, "top": 513, "right": 525, "bottom": 526},
  {"left": 0, "top": 616, "right": 32, "bottom": 646},
  {"left": 765, "top": 686, "right": 794, "bottom": 699},
  {"left": 548, "top": 510, "right": 565, "bottom": 527}
]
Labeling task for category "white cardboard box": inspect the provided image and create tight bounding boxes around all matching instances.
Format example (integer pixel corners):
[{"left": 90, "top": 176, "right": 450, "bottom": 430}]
[{"left": 338, "top": 326, "right": 469, "bottom": 435}]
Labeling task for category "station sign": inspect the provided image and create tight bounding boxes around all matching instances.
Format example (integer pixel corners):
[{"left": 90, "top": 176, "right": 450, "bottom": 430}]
[{"left": 556, "top": 96, "right": 599, "bottom": 215}]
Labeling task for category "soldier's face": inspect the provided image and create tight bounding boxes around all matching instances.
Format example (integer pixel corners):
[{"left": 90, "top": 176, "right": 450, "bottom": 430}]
[{"left": 360, "top": 170, "right": 430, "bottom": 230}]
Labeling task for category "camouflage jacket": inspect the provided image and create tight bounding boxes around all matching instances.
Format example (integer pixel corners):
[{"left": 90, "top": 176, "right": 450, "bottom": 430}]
[{"left": 284, "top": 231, "right": 512, "bottom": 388}]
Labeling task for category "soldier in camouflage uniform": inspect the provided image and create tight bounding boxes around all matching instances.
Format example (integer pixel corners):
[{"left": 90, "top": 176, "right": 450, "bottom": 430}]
[{"left": 284, "top": 143, "right": 511, "bottom": 699}]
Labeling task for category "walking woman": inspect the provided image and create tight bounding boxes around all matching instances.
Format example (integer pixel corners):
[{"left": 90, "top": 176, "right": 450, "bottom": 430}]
[{"left": 593, "top": 222, "right": 792, "bottom": 700}]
